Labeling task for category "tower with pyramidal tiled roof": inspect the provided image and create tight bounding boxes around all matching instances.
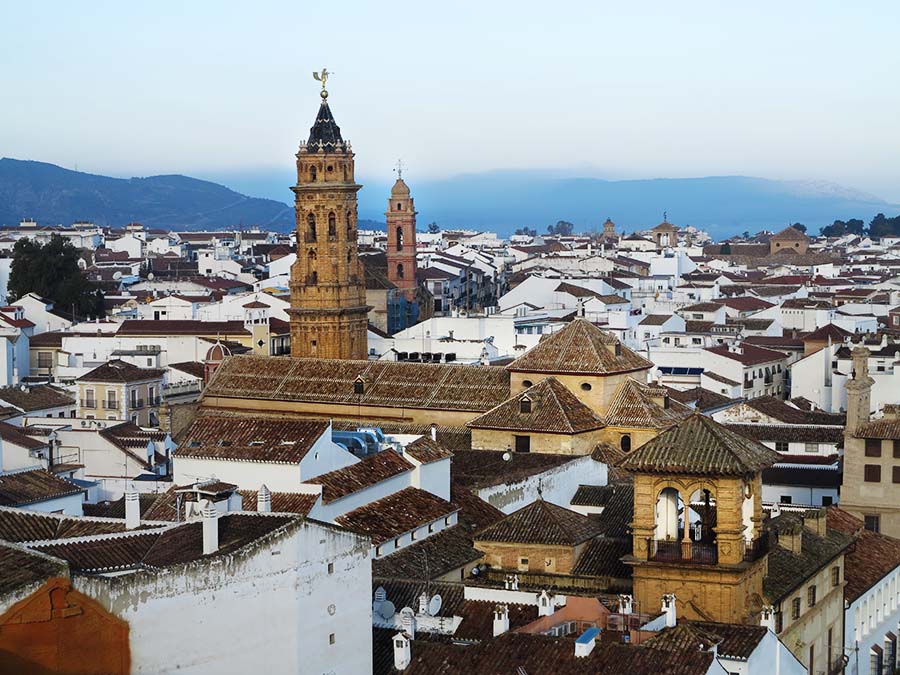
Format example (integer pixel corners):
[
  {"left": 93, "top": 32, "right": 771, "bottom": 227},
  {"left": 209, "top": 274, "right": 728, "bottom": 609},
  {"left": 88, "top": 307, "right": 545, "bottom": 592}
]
[{"left": 288, "top": 79, "right": 370, "bottom": 359}]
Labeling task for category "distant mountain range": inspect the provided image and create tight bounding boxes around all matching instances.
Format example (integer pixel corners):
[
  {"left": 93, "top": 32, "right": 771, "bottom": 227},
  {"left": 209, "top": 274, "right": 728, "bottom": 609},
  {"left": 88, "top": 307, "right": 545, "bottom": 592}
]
[
  {"left": 2, "top": 159, "right": 897, "bottom": 239},
  {"left": 0, "top": 158, "right": 293, "bottom": 230}
]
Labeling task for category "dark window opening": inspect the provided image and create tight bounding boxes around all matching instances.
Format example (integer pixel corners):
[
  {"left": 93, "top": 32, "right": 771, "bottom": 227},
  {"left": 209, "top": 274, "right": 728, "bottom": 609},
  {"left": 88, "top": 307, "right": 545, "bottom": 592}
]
[
  {"left": 520, "top": 397, "right": 532, "bottom": 414},
  {"left": 307, "top": 213, "right": 317, "bottom": 239},
  {"left": 397, "top": 263, "right": 404, "bottom": 279},
  {"left": 864, "top": 464, "right": 881, "bottom": 482},
  {"left": 580, "top": 382, "right": 592, "bottom": 391},
  {"left": 328, "top": 212, "right": 336, "bottom": 238},
  {"left": 310, "top": 166, "right": 317, "bottom": 181},
  {"left": 514, "top": 435, "right": 531, "bottom": 453},
  {"left": 396, "top": 226, "right": 404, "bottom": 250},
  {"left": 620, "top": 434, "right": 631, "bottom": 453},
  {"left": 865, "top": 514, "right": 880, "bottom": 532},
  {"left": 865, "top": 438, "right": 882, "bottom": 457}
]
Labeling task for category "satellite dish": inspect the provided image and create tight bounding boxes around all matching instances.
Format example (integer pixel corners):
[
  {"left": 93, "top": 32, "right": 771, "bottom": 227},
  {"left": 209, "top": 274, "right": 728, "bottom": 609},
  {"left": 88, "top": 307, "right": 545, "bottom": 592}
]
[
  {"left": 379, "top": 600, "right": 396, "bottom": 620},
  {"left": 471, "top": 566, "right": 480, "bottom": 576},
  {"left": 502, "top": 452, "right": 512, "bottom": 462},
  {"left": 147, "top": 272, "right": 155, "bottom": 281},
  {"left": 428, "top": 594, "right": 442, "bottom": 617},
  {"left": 113, "top": 271, "right": 122, "bottom": 280}
]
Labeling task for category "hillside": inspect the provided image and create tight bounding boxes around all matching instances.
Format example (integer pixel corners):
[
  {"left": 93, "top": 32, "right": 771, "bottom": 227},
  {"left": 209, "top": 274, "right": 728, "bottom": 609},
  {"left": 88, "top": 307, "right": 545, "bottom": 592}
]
[{"left": 0, "top": 158, "right": 294, "bottom": 230}]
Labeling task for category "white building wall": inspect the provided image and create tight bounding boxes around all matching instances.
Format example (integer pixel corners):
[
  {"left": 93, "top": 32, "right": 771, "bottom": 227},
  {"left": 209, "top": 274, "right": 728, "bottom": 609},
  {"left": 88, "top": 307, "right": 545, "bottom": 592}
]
[
  {"left": 21, "top": 491, "right": 84, "bottom": 516},
  {"left": 173, "top": 457, "right": 303, "bottom": 493},
  {"left": 74, "top": 519, "right": 373, "bottom": 675},
  {"left": 846, "top": 565, "right": 900, "bottom": 675},
  {"left": 475, "top": 455, "right": 607, "bottom": 514}
]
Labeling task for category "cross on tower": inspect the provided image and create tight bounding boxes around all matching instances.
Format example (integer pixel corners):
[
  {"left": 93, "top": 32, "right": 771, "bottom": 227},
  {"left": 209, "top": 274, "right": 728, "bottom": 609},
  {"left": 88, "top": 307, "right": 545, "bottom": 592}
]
[{"left": 395, "top": 159, "right": 404, "bottom": 179}]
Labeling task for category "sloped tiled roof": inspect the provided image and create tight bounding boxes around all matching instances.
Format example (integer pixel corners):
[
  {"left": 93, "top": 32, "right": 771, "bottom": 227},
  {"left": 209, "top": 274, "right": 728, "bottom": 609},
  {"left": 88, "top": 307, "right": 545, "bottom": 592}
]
[
  {"left": 402, "top": 436, "right": 454, "bottom": 464},
  {"left": 0, "top": 385, "right": 74, "bottom": 412},
  {"left": 466, "top": 377, "right": 605, "bottom": 434},
  {"left": 0, "top": 506, "right": 163, "bottom": 544},
  {"left": 645, "top": 621, "right": 767, "bottom": 660},
  {"left": 770, "top": 226, "right": 809, "bottom": 241},
  {"left": 0, "top": 541, "right": 67, "bottom": 596},
  {"left": 856, "top": 418, "right": 900, "bottom": 440},
  {"left": 618, "top": 414, "right": 781, "bottom": 476},
  {"left": 175, "top": 414, "right": 329, "bottom": 464},
  {"left": 508, "top": 319, "right": 651, "bottom": 375},
  {"left": 827, "top": 507, "right": 900, "bottom": 602},
  {"left": 475, "top": 499, "right": 600, "bottom": 546},
  {"left": 306, "top": 450, "right": 413, "bottom": 504},
  {"left": 571, "top": 537, "right": 632, "bottom": 579},
  {"left": 604, "top": 379, "right": 692, "bottom": 429},
  {"left": 0, "top": 469, "right": 84, "bottom": 507},
  {"left": 77, "top": 359, "right": 164, "bottom": 384},
  {"left": 204, "top": 355, "right": 511, "bottom": 413},
  {"left": 335, "top": 487, "right": 457, "bottom": 545}
]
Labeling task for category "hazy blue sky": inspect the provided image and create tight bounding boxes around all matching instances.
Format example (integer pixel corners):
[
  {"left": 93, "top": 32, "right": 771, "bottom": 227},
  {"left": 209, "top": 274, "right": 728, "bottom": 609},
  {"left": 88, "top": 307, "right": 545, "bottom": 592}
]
[{"left": 2, "top": 1, "right": 898, "bottom": 200}]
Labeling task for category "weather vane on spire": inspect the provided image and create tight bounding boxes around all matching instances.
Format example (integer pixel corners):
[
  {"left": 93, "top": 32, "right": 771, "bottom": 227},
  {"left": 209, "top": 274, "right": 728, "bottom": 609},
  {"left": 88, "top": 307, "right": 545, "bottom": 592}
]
[
  {"left": 312, "top": 67, "right": 332, "bottom": 100},
  {"left": 394, "top": 159, "right": 404, "bottom": 179}
]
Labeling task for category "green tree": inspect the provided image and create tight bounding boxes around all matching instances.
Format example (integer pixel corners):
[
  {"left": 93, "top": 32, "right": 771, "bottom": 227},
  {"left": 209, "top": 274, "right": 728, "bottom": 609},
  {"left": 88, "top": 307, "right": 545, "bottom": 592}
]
[
  {"left": 514, "top": 227, "right": 538, "bottom": 237},
  {"left": 9, "top": 234, "right": 104, "bottom": 318},
  {"left": 547, "top": 220, "right": 574, "bottom": 236},
  {"left": 427, "top": 222, "right": 440, "bottom": 234},
  {"left": 791, "top": 222, "right": 807, "bottom": 233},
  {"left": 869, "top": 213, "right": 900, "bottom": 238}
]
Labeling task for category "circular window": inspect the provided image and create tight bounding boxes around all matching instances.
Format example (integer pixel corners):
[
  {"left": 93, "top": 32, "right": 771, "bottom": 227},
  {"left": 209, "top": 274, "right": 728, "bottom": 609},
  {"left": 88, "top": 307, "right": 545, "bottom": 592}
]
[
  {"left": 327, "top": 165, "right": 334, "bottom": 172},
  {"left": 620, "top": 434, "right": 632, "bottom": 453},
  {"left": 580, "top": 382, "right": 592, "bottom": 391},
  {"left": 522, "top": 380, "right": 533, "bottom": 388}
]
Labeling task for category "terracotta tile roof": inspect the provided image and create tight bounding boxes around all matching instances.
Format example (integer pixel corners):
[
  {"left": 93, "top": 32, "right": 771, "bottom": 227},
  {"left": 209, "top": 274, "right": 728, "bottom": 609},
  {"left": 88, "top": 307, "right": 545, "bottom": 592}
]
[
  {"left": 451, "top": 449, "right": 578, "bottom": 490},
  {"left": 168, "top": 361, "right": 205, "bottom": 379},
  {"left": 0, "top": 421, "right": 48, "bottom": 450},
  {"left": 30, "top": 513, "right": 298, "bottom": 572},
  {"left": 0, "top": 469, "right": 84, "bottom": 507},
  {"left": 827, "top": 507, "right": 900, "bottom": 602},
  {"left": 98, "top": 423, "right": 167, "bottom": 468},
  {"left": 588, "top": 480, "right": 635, "bottom": 540},
  {"left": 665, "top": 386, "right": 735, "bottom": 411},
  {"left": 0, "top": 385, "right": 74, "bottom": 412},
  {"left": 554, "top": 281, "right": 600, "bottom": 298},
  {"left": 176, "top": 414, "right": 329, "bottom": 464},
  {"left": 475, "top": 499, "right": 600, "bottom": 546},
  {"left": 77, "top": 359, "right": 165, "bottom": 384},
  {"left": 645, "top": 620, "right": 767, "bottom": 660},
  {"left": 0, "top": 541, "right": 68, "bottom": 596},
  {"left": 763, "top": 513, "right": 854, "bottom": 602},
  {"left": 713, "top": 297, "right": 774, "bottom": 312},
  {"left": 0, "top": 506, "right": 160, "bottom": 543},
  {"left": 802, "top": 323, "right": 853, "bottom": 342},
  {"left": 401, "top": 632, "right": 716, "bottom": 675},
  {"left": 618, "top": 413, "right": 781, "bottom": 476},
  {"left": 856, "top": 418, "right": 900, "bottom": 440},
  {"left": 372, "top": 526, "right": 483, "bottom": 581},
  {"left": 604, "top": 379, "right": 692, "bottom": 429},
  {"left": 639, "top": 314, "right": 674, "bottom": 326},
  {"left": 450, "top": 482, "right": 504, "bottom": 531},
  {"left": 306, "top": 450, "right": 413, "bottom": 504},
  {"left": 680, "top": 302, "right": 721, "bottom": 313},
  {"left": 336, "top": 487, "right": 457, "bottom": 545},
  {"left": 467, "top": 377, "right": 606, "bottom": 434},
  {"left": 745, "top": 396, "right": 845, "bottom": 426},
  {"left": 508, "top": 319, "right": 652, "bottom": 376},
  {"left": 571, "top": 536, "right": 632, "bottom": 579},
  {"left": 704, "top": 343, "right": 787, "bottom": 366},
  {"left": 399, "top": 437, "right": 453, "bottom": 465},
  {"left": 770, "top": 226, "right": 810, "bottom": 241},
  {"left": 82, "top": 493, "right": 161, "bottom": 519},
  {"left": 204, "top": 355, "right": 511, "bottom": 413},
  {"left": 726, "top": 423, "right": 843, "bottom": 444},
  {"left": 116, "top": 319, "right": 249, "bottom": 336}
]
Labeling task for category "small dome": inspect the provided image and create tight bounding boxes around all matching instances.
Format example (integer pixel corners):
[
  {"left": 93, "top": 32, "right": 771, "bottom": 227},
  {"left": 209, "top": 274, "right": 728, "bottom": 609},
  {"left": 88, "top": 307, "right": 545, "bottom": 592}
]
[
  {"left": 205, "top": 340, "right": 232, "bottom": 363},
  {"left": 390, "top": 178, "right": 411, "bottom": 197}
]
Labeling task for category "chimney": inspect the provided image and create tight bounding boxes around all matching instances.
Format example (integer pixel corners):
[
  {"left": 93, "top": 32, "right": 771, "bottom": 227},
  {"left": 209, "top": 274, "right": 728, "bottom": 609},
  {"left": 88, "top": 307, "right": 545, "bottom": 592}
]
[
  {"left": 775, "top": 521, "right": 803, "bottom": 555},
  {"left": 618, "top": 594, "right": 633, "bottom": 615},
  {"left": 418, "top": 592, "right": 429, "bottom": 615},
  {"left": 883, "top": 404, "right": 900, "bottom": 421},
  {"left": 537, "top": 590, "right": 554, "bottom": 617},
  {"left": 662, "top": 593, "right": 677, "bottom": 628},
  {"left": 125, "top": 483, "right": 140, "bottom": 530},
  {"left": 430, "top": 423, "right": 437, "bottom": 442},
  {"left": 759, "top": 605, "right": 776, "bottom": 632},
  {"left": 574, "top": 627, "right": 600, "bottom": 658},
  {"left": 393, "top": 633, "right": 411, "bottom": 671},
  {"left": 201, "top": 499, "right": 219, "bottom": 555},
  {"left": 400, "top": 608, "right": 416, "bottom": 639},
  {"left": 493, "top": 605, "right": 510, "bottom": 636},
  {"left": 802, "top": 508, "right": 827, "bottom": 537},
  {"left": 257, "top": 484, "right": 272, "bottom": 513}
]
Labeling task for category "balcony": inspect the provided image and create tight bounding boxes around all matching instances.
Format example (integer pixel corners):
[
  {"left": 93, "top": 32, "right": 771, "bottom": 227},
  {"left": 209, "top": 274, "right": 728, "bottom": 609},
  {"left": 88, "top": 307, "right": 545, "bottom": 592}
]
[
  {"left": 81, "top": 399, "right": 96, "bottom": 409},
  {"left": 130, "top": 398, "right": 145, "bottom": 409},
  {"left": 103, "top": 400, "right": 119, "bottom": 410},
  {"left": 647, "top": 538, "right": 718, "bottom": 565},
  {"left": 742, "top": 532, "right": 769, "bottom": 563}
]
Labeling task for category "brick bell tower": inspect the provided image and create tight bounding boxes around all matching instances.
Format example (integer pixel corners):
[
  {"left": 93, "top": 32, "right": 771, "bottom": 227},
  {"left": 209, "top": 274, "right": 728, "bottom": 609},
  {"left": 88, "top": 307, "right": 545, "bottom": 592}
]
[
  {"left": 385, "top": 170, "right": 418, "bottom": 299},
  {"left": 288, "top": 71, "right": 370, "bottom": 360}
]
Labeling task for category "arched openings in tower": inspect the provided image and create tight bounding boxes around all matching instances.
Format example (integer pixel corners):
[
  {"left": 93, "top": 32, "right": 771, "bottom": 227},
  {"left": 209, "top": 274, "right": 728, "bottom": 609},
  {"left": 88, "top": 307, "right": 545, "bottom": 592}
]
[
  {"left": 310, "top": 165, "right": 317, "bottom": 182},
  {"left": 396, "top": 226, "right": 404, "bottom": 251},
  {"left": 396, "top": 202, "right": 403, "bottom": 211},
  {"left": 397, "top": 263, "right": 404, "bottom": 279},
  {"left": 307, "top": 213, "right": 316, "bottom": 240},
  {"left": 328, "top": 212, "right": 336, "bottom": 239},
  {"left": 307, "top": 248, "right": 317, "bottom": 261},
  {"left": 346, "top": 210, "right": 353, "bottom": 235}
]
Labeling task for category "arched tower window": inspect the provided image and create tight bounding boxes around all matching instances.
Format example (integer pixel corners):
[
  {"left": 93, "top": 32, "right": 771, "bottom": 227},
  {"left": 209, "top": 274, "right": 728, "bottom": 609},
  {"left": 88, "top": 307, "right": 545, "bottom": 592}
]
[
  {"left": 396, "top": 202, "right": 403, "bottom": 211},
  {"left": 397, "top": 263, "right": 404, "bottom": 279},
  {"left": 328, "top": 212, "right": 336, "bottom": 238},
  {"left": 307, "top": 213, "right": 316, "bottom": 240},
  {"left": 308, "top": 248, "right": 317, "bottom": 261},
  {"left": 346, "top": 210, "right": 353, "bottom": 235},
  {"left": 396, "top": 226, "right": 404, "bottom": 251},
  {"left": 310, "top": 270, "right": 318, "bottom": 285},
  {"left": 310, "top": 166, "right": 317, "bottom": 182}
]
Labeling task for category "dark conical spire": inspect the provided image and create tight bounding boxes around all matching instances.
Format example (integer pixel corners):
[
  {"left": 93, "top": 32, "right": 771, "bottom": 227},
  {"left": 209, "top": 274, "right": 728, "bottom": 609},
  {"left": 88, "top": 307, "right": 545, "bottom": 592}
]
[{"left": 307, "top": 101, "right": 346, "bottom": 151}]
